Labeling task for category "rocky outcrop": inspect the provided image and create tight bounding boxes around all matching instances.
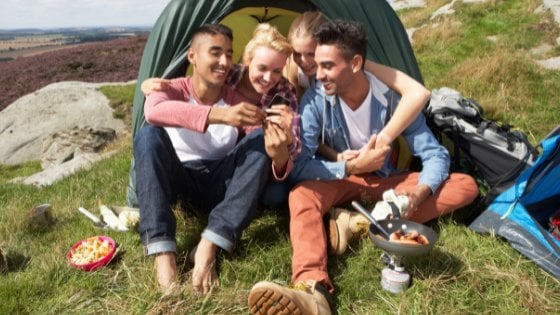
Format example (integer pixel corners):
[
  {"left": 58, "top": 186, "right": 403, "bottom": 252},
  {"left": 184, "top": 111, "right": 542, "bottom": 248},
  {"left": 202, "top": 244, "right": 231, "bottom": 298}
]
[
  {"left": 0, "top": 81, "right": 129, "bottom": 186},
  {"left": 40, "top": 126, "right": 116, "bottom": 169}
]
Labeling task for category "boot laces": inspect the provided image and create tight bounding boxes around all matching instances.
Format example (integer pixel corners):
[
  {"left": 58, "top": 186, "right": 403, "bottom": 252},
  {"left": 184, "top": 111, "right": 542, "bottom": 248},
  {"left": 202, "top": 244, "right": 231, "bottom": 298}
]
[
  {"left": 293, "top": 281, "right": 313, "bottom": 293},
  {"left": 355, "top": 221, "right": 370, "bottom": 237}
]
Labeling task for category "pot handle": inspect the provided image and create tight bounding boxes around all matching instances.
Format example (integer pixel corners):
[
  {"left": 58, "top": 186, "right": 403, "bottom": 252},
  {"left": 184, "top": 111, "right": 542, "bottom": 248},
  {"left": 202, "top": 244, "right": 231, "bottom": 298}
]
[
  {"left": 351, "top": 201, "right": 391, "bottom": 239},
  {"left": 388, "top": 201, "right": 401, "bottom": 220}
]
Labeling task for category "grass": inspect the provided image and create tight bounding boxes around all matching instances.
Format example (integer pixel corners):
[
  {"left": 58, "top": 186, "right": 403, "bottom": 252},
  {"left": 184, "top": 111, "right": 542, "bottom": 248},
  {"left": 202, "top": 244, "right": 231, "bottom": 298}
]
[
  {"left": 98, "top": 84, "right": 136, "bottom": 125},
  {"left": 2, "top": 0, "right": 560, "bottom": 313},
  {"left": 413, "top": 0, "right": 559, "bottom": 141}
]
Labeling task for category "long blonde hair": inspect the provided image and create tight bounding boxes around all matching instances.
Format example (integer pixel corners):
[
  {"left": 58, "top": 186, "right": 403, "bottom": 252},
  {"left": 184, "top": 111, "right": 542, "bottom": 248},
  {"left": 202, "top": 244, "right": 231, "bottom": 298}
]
[
  {"left": 243, "top": 23, "right": 292, "bottom": 65},
  {"left": 285, "top": 11, "right": 328, "bottom": 98},
  {"left": 287, "top": 11, "right": 328, "bottom": 43}
]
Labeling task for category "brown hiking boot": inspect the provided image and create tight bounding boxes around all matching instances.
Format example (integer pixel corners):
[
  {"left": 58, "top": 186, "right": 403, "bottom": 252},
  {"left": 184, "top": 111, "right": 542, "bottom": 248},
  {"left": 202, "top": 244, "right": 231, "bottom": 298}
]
[
  {"left": 326, "top": 208, "right": 370, "bottom": 255},
  {"left": 248, "top": 280, "right": 331, "bottom": 315}
]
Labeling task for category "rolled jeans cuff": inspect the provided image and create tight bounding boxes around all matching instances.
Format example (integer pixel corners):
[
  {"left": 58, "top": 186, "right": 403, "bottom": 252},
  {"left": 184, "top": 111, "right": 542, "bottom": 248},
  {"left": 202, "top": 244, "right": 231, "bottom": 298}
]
[
  {"left": 202, "top": 229, "right": 234, "bottom": 252},
  {"left": 145, "top": 240, "right": 177, "bottom": 256}
]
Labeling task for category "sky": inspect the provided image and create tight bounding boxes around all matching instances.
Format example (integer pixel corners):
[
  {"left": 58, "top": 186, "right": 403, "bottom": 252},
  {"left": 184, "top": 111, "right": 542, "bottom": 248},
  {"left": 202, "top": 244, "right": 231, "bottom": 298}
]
[{"left": 0, "top": 0, "right": 172, "bottom": 30}]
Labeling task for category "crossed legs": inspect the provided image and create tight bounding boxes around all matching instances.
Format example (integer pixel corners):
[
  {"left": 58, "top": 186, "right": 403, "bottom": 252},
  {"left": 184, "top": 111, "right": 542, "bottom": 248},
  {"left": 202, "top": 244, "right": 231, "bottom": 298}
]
[{"left": 288, "top": 172, "right": 478, "bottom": 291}]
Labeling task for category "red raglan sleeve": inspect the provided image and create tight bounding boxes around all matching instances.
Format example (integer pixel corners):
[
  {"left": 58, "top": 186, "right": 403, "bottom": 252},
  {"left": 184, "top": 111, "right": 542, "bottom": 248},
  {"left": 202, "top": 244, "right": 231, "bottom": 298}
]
[{"left": 143, "top": 78, "right": 211, "bottom": 133}]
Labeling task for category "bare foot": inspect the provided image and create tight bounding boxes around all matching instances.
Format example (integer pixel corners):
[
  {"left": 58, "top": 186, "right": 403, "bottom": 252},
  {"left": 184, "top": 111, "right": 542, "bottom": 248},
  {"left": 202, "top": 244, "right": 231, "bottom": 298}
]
[
  {"left": 191, "top": 238, "right": 219, "bottom": 295},
  {"left": 154, "top": 252, "right": 177, "bottom": 293}
]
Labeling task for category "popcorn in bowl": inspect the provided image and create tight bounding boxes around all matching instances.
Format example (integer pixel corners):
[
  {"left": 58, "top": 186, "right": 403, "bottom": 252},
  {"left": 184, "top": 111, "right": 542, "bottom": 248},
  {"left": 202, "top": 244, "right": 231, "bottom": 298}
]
[{"left": 67, "top": 236, "right": 116, "bottom": 271}]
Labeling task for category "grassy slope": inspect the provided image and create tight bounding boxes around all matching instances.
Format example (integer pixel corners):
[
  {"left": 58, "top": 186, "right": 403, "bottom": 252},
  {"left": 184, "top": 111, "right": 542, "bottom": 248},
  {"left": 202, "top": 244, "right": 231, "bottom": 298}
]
[
  {"left": 409, "top": 0, "right": 559, "bottom": 141},
  {"left": 1, "top": 1, "right": 559, "bottom": 314}
]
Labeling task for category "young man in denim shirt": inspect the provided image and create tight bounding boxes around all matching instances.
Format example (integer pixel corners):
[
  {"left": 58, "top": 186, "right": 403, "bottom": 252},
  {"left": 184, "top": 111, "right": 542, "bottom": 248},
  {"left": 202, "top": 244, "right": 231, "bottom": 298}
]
[{"left": 248, "top": 20, "right": 478, "bottom": 315}]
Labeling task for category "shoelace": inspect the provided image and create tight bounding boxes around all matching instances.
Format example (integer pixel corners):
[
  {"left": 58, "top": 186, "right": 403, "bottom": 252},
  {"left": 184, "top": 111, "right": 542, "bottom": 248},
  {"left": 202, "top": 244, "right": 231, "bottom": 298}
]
[
  {"left": 292, "top": 281, "right": 313, "bottom": 293},
  {"left": 355, "top": 221, "right": 370, "bottom": 237}
]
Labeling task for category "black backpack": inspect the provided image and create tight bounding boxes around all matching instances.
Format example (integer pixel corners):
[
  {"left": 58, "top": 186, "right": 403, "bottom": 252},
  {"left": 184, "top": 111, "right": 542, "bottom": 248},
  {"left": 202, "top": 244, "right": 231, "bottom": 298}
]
[{"left": 426, "top": 87, "right": 538, "bottom": 203}]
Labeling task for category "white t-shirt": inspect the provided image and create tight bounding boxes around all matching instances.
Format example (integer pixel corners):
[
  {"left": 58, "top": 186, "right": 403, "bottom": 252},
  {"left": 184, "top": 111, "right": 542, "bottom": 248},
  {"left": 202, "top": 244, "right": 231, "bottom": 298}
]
[
  {"left": 297, "top": 66, "right": 311, "bottom": 90},
  {"left": 165, "top": 98, "right": 238, "bottom": 162},
  {"left": 340, "top": 91, "right": 373, "bottom": 150}
]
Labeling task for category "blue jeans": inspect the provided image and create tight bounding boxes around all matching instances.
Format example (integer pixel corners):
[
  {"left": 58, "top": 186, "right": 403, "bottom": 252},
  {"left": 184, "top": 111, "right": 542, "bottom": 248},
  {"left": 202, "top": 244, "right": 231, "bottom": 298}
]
[
  {"left": 134, "top": 125, "right": 270, "bottom": 255},
  {"left": 260, "top": 181, "right": 291, "bottom": 209}
]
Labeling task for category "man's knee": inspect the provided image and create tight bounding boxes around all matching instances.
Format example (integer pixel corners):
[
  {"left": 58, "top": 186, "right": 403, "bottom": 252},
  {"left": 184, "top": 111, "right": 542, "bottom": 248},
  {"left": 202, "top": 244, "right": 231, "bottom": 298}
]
[
  {"left": 134, "top": 125, "right": 169, "bottom": 155},
  {"left": 443, "top": 173, "right": 480, "bottom": 205},
  {"left": 242, "top": 129, "right": 266, "bottom": 153},
  {"left": 451, "top": 173, "right": 478, "bottom": 193},
  {"left": 288, "top": 181, "right": 323, "bottom": 212}
]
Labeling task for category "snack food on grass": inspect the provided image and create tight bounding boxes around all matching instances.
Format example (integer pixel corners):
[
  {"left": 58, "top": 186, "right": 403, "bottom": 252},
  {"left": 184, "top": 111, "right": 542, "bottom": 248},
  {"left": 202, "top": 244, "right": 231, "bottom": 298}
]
[{"left": 70, "top": 236, "right": 112, "bottom": 265}]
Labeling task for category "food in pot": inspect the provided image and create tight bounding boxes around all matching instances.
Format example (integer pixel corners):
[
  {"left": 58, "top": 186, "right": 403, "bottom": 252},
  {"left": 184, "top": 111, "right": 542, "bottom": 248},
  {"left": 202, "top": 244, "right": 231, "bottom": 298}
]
[{"left": 389, "top": 230, "right": 429, "bottom": 245}]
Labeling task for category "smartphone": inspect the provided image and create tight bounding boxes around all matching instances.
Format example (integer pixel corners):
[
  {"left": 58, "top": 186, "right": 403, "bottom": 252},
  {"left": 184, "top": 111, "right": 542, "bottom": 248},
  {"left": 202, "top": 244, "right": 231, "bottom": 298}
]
[{"left": 267, "top": 93, "right": 290, "bottom": 108}]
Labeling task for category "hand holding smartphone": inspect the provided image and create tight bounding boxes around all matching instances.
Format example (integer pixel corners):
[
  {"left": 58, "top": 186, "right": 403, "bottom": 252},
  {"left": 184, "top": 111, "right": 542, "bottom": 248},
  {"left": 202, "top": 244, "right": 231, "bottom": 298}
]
[
  {"left": 268, "top": 94, "right": 290, "bottom": 107},
  {"left": 266, "top": 94, "right": 290, "bottom": 117}
]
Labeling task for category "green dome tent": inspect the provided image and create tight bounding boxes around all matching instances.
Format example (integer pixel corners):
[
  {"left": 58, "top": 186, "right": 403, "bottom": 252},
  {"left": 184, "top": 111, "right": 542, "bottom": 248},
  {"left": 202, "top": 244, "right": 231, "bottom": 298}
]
[{"left": 127, "top": 0, "right": 424, "bottom": 206}]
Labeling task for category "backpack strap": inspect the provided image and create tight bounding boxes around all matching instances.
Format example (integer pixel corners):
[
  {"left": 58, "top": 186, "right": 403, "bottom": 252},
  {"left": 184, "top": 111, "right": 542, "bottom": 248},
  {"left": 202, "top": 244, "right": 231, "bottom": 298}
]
[{"left": 482, "top": 143, "right": 539, "bottom": 204}]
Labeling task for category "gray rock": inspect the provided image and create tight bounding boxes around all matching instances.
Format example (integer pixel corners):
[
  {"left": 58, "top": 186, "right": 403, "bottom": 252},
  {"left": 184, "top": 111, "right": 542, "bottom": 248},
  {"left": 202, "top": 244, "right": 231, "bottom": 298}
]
[
  {"left": 10, "top": 150, "right": 118, "bottom": 187},
  {"left": 531, "top": 43, "right": 554, "bottom": 56},
  {"left": 0, "top": 81, "right": 130, "bottom": 187},
  {"left": 390, "top": 0, "right": 427, "bottom": 11},
  {"left": 0, "top": 81, "right": 126, "bottom": 166},
  {"left": 487, "top": 35, "right": 499, "bottom": 43},
  {"left": 542, "top": 0, "right": 560, "bottom": 25},
  {"left": 41, "top": 126, "right": 116, "bottom": 169},
  {"left": 431, "top": 0, "right": 458, "bottom": 20},
  {"left": 536, "top": 56, "right": 560, "bottom": 70}
]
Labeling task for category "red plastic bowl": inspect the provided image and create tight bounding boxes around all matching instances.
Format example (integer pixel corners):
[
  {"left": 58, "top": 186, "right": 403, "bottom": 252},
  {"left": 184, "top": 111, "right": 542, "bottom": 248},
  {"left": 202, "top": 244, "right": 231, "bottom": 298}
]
[{"left": 67, "top": 236, "right": 116, "bottom": 271}]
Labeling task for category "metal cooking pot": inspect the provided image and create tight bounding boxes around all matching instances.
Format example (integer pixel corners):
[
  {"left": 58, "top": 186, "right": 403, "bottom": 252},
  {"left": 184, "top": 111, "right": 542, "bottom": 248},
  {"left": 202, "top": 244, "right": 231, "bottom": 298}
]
[
  {"left": 351, "top": 201, "right": 438, "bottom": 257},
  {"left": 368, "top": 218, "right": 437, "bottom": 257}
]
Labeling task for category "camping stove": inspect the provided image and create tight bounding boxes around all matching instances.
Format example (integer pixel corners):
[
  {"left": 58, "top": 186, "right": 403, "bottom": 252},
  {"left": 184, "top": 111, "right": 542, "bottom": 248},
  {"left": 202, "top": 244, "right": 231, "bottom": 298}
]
[
  {"left": 351, "top": 200, "right": 438, "bottom": 295},
  {"left": 380, "top": 253, "right": 411, "bottom": 293},
  {"left": 352, "top": 201, "right": 437, "bottom": 293}
]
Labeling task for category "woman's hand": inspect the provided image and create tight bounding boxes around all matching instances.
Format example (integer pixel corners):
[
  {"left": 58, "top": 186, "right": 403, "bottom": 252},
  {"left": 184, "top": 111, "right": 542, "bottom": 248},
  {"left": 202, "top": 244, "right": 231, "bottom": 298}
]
[
  {"left": 337, "top": 149, "right": 360, "bottom": 162},
  {"left": 264, "top": 121, "right": 290, "bottom": 176},
  {"left": 265, "top": 105, "right": 294, "bottom": 146},
  {"left": 141, "top": 78, "right": 172, "bottom": 95},
  {"left": 263, "top": 105, "right": 294, "bottom": 176},
  {"left": 345, "top": 134, "right": 390, "bottom": 175}
]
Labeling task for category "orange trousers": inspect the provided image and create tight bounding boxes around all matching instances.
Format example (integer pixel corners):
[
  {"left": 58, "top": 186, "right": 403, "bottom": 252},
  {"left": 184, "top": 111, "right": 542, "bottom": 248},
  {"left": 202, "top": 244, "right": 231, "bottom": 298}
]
[{"left": 288, "top": 172, "right": 479, "bottom": 292}]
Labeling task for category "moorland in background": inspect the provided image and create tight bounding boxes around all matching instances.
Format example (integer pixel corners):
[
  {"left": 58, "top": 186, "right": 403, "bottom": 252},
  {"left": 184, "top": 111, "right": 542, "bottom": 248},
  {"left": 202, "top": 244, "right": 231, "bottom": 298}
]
[
  {"left": 0, "top": 27, "right": 149, "bottom": 59},
  {"left": 0, "top": 33, "right": 147, "bottom": 111}
]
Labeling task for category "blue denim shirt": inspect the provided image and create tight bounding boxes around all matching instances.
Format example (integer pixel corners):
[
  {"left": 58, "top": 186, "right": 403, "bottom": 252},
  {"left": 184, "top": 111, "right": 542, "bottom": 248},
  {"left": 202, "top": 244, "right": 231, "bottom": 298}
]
[{"left": 289, "top": 72, "right": 450, "bottom": 194}]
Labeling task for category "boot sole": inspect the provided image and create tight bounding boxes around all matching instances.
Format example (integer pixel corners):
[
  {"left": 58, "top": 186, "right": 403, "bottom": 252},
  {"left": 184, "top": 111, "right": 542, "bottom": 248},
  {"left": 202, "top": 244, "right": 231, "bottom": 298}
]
[{"left": 248, "top": 286, "right": 304, "bottom": 315}]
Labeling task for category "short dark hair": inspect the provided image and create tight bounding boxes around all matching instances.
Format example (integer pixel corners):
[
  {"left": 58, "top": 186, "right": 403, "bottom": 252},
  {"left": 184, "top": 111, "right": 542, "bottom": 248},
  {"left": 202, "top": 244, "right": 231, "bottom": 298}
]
[
  {"left": 313, "top": 19, "right": 367, "bottom": 65},
  {"left": 192, "top": 23, "right": 233, "bottom": 44}
]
